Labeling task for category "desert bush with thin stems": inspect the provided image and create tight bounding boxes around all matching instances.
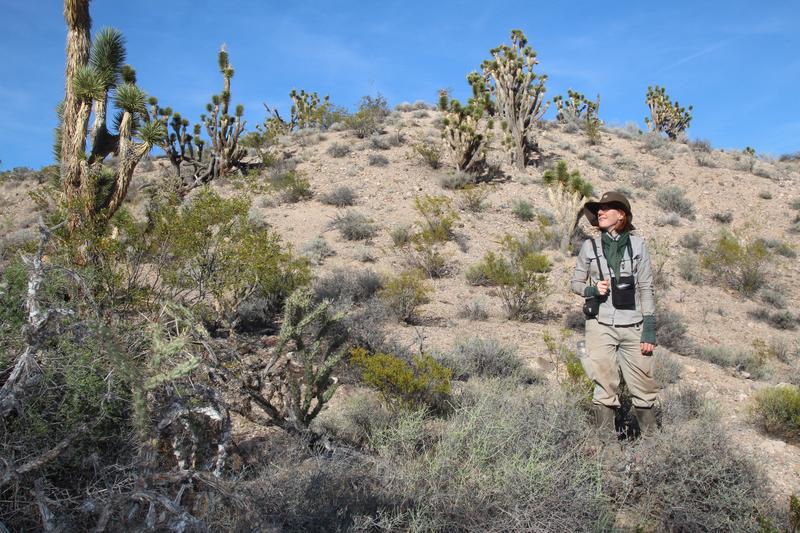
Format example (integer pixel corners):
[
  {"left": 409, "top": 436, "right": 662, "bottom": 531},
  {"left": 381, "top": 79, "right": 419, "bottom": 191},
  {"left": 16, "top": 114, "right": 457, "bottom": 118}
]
[
  {"left": 656, "top": 186, "right": 695, "bottom": 218},
  {"left": 328, "top": 210, "right": 378, "bottom": 241},
  {"left": 320, "top": 185, "right": 357, "bottom": 207},
  {"left": 379, "top": 270, "right": 431, "bottom": 323},
  {"left": 701, "top": 232, "right": 769, "bottom": 296},
  {"left": 750, "top": 385, "right": 800, "bottom": 442}
]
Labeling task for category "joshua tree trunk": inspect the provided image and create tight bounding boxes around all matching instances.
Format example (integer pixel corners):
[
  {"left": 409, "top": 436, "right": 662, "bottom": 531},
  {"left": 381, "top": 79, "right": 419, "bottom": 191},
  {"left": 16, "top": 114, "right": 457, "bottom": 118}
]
[{"left": 61, "top": 0, "right": 92, "bottom": 208}]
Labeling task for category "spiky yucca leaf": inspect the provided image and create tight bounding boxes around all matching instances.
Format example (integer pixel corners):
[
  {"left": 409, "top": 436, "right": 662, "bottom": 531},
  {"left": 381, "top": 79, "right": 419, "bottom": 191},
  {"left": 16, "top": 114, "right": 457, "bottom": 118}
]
[
  {"left": 90, "top": 27, "right": 126, "bottom": 89},
  {"left": 73, "top": 65, "right": 106, "bottom": 100},
  {"left": 235, "top": 104, "right": 244, "bottom": 117},
  {"left": 120, "top": 64, "right": 136, "bottom": 84},
  {"left": 218, "top": 47, "right": 229, "bottom": 70},
  {"left": 138, "top": 120, "right": 166, "bottom": 146},
  {"left": 115, "top": 83, "right": 146, "bottom": 114}
]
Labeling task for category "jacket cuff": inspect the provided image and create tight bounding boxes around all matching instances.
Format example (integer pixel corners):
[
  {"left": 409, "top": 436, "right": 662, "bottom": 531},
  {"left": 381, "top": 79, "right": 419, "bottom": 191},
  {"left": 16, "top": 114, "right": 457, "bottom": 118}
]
[
  {"left": 641, "top": 315, "right": 656, "bottom": 344},
  {"left": 584, "top": 286, "right": 599, "bottom": 298}
]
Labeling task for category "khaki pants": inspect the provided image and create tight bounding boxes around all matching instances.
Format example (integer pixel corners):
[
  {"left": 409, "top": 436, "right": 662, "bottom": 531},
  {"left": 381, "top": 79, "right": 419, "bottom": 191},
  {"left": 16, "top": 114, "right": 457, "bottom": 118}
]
[{"left": 581, "top": 319, "right": 659, "bottom": 408}]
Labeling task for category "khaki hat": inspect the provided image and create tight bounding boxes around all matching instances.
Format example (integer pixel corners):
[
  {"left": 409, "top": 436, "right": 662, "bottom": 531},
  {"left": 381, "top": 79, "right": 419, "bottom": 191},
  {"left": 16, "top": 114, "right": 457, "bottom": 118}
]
[{"left": 583, "top": 191, "right": 636, "bottom": 230}]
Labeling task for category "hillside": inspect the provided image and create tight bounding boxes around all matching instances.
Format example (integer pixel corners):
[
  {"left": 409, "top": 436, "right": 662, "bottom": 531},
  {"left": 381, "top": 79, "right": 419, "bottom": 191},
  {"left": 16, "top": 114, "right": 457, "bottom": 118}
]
[{"left": 2, "top": 107, "right": 800, "bottom": 530}]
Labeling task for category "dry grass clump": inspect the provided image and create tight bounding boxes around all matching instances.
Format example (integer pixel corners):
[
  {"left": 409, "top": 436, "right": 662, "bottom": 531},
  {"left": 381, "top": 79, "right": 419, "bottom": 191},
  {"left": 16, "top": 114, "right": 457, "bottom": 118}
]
[
  {"left": 313, "top": 268, "right": 382, "bottom": 306},
  {"left": 750, "top": 385, "right": 800, "bottom": 442},
  {"left": 328, "top": 210, "right": 378, "bottom": 240},
  {"left": 441, "top": 337, "right": 539, "bottom": 383}
]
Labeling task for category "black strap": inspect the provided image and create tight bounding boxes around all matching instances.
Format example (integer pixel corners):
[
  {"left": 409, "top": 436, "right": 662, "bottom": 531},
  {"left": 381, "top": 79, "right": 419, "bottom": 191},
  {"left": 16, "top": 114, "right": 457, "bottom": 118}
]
[
  {"left": 590, "top": 237, "right": 635, "bottom": 281},
  {"left": 589, "top": 238, "right": 604, "bottom": 281}
]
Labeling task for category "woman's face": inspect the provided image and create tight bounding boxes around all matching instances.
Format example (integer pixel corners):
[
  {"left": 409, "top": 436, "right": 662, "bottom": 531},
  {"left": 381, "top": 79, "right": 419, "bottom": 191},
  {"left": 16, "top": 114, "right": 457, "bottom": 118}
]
[{"left": 597, "top": 204, "right": 625, "bottom": 231}]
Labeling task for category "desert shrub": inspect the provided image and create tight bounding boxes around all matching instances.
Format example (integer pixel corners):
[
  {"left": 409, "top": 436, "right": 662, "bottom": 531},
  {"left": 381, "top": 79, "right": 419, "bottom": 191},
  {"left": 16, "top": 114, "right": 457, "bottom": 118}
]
[
  {"left": 368, "top": 153, "right": 389, "bottom": 167},
  {"left": 563, "top": 309, "right": 585, "bottom": 332},
  {"left": 753, "top": 165, "right": 774, "bottom": 179},
  {"left": 654, "top": 351, "right": 683, "bottom": 386},
  {"left": 749, "top": 308, "right": 798, "bottom": 330},
  {"left": 761, "top": 287, "right": 787, "bottom": 309},
  {"left": 677, "top": 252, "right": 703, "bottom": 284},
  {"left": 313, "top": 268, "right": 382, "bottom": 306},
  {"left": 152, "top": 189, "right": 310, "bottom": 327},
  {"left": 457, "top": 298, "right": 489, "bottom": 321},
  {"left": 413, "top": 195, "right": 459, "bottom": 242},
  {"left": 696, "top": 345, "right": 767, "bottom": 378},
  {"left": 355, "top": 245, "right": 376, "bottom": 263},
  {"left": 512, "top": 199, "right": 535, "bottom": 221},
  {"left": 327, "top": 142, "right": 351, "bottom": 158},
  {"left": 660, "top": 384, "right": 705, "bottom": 425},
  {"left": 379, "top": 270, "right": 431, "bottom": 323},
  {"left": 790, "top": 198, "right": 800, "bottom": 211},
  {"left": 656, "top": 186, "right": 695, "bottom": 218},
  {"left": 267, "top": 169, "right": 312, "bottom": 202},
  {"left": 759, "top": 190, "right": 773, "bottom": 200},
  {"left": 622, "top": 417, "right": 771, "bottom": 532},
  {"left": 0, "top": 259, "right": 27, "bottom": 359},
  {"left": 655, "top": 213, "right": 681, "bottom": 226},
  {"left": 467, "top": 234, "right": 551, "bottom": 321},
  {"left": 750, "top": 385, "right": 800, "bottom": 441},
  {"left": 443, "top": 337, "right": 538, "bottom": 383},
  {"left": 350, "top": 347, "right": 452, "bottom": 412},
  {"left": 389, "top": 224, "right": 413, "bottom": 247},
  {"left": 631, "top": 168, "right": 657, "bottom": 190},
  {"left": 365, "top": 381, "right": 613, "bottom": 532},
  {"left": 328, "top": 210, "right": 378, "bottom": 241},
  {"left": 438, "top": 170, "right": 474, "bottom": 190},
  {"left": 314, "top": 390, "right": 392, "bottom": 445},
  {"left": 300, "top": 236, "right": 335, "bottom": 265},
  {"left": 345, "top": 94, "right": 390, "bottom": 138},
  {"left": 456, "top": 184, "right": 490, "bottom": 212},
  {"left": 695, "top": 153, "right": 717, "bottom": 167},
  {"left": 680, "top": 230, "right": 703, "bottom": 251},
  {"left": 412, "top": 138, "right": 443, "bottom": 169},
  {"left": 370, "top": 133, "right": 391, "bottom": 150},
  {"left": 320, "top": 185, "right": 357, "bottom": 207},
  {"left": 711, "top": 211, "right": 733, "bottom": 224},
  {"left": 402, "top": 237, "right": 450, "bottom": 278},
  {"left": 656, "top": 307, "right": 695, "bottom": 355},
  {"left": 689, "top": 138, "right": 712, "bottom": 152},
  {"left": 758, "top": 238, "right": 796, "bottom": 258},
  {"left": 701, "top": 232, "right": 769, "bottom": 296}
]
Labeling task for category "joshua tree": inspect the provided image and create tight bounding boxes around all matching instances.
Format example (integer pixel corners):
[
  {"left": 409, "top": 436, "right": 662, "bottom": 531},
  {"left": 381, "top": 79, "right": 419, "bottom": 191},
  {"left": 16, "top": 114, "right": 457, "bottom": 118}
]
[
  {"left": 478, "top": 30, "right": 549, "bottom": 170},
  {"left": 58, "top": 0, "right": 164, "bottom": 228},
  {"left": 645, "top": 85, "right": 693, "bottom": 139},
  {"left": 543, "top": 161, "right": 594, "bottom": 254}
]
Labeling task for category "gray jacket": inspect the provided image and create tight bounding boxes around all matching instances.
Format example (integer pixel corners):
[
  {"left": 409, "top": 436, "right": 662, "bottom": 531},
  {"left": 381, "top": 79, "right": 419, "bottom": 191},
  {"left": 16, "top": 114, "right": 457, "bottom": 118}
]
[{"left": 570, "top": 234, "right": 655, "bottom": 326}]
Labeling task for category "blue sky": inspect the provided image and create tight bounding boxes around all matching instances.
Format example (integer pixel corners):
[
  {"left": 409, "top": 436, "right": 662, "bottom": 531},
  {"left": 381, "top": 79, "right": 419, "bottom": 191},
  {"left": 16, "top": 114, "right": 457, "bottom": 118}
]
[{"left": 1, "top": 0, "right": 798, "bottom": 170}]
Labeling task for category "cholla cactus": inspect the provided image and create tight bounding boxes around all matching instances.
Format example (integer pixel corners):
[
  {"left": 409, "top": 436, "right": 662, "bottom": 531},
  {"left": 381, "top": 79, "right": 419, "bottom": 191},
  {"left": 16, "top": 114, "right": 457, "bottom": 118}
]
[
  {"left": 543, "top": 161, "right": 593, "bottom": 254},
  {"left": 479, "top": 29, "right": 549, "bottom": 170},
  {"left": 644, "top": 85, "right": 693, "bottom": 139},
  {"left": 58, "top": 5, "right": 165, "bottom": 227}
]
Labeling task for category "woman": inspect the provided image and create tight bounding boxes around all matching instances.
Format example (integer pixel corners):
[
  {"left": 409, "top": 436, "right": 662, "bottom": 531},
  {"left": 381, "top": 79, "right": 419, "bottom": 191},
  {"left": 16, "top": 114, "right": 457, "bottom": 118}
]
[{"left": 571, "top": 191, "right": 658, "bottom": 436}]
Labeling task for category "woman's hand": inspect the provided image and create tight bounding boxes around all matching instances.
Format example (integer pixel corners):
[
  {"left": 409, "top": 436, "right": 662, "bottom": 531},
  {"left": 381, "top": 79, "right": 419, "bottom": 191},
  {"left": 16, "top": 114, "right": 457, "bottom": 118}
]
[
  {"left": 596, "top": 280, "right": 610, "bottom": 296},
  {"left": 640, "top": 342, "right": 654, "bottom": 355}
]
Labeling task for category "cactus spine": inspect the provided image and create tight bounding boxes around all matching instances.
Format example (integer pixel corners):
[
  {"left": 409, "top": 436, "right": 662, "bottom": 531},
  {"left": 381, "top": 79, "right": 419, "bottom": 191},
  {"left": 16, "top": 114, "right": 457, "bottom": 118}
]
[
  {"left": 644, "top": 85, "right": 693, "bottom": 139},
  {"left": 479, "top": 29, "right": 549, "bottom": 170}
]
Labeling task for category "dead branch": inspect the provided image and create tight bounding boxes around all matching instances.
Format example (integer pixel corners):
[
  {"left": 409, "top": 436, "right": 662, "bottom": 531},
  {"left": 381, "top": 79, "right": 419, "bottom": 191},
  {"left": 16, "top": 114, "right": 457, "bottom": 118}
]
[{"left": 0, "top": 423, "right": 89, "bottom": 487}]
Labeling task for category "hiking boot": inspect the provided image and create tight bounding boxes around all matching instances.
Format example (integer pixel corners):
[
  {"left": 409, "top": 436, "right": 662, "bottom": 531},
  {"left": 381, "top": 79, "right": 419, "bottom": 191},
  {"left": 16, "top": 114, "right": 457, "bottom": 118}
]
[
  {"left": 631, "top": 406, "right": 657, "bottom": 436},
  {"left": 592, "top": 404, "right": 617, "bottom": 437}
]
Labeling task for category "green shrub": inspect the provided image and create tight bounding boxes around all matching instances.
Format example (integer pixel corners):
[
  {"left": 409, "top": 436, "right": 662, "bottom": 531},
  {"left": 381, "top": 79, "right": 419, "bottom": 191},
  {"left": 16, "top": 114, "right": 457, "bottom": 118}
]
[
  {"left": 467, "top": 234, "right": 551, "bottom": 321},
  {"left": 413, "top": 194, "right": 459, "bottom": 242},
  {"left": 403, "top": 237, "right": 450, "bottom": 278},
  {"left": 345, "top": 94, "right": 390, "bottom": 138},
  {"left": 656, "top": 186, "right": 695, "bottom": 218},
  {"left": 328, "top": 210, "right": 378, "bottom": 241},
  {"left": 701, "top": 232, "right": 769, "bottom": 296},
  {"left": 412, "top": 138, "right": 443, "bottom": 169},
  {"left": 750, "top": 385, "right": 800, "bottom": 441},
  {"left": 758, "top": 238, "right": 796, "bottom": 258},
  {"left": 151, "top": 188, "right": 310, "bottom": 327},
  {"left": 350, "top": 347, "right": 452, "bottom": 412},
  {"left": 512, "top": 199, "right": 535, "bottom": 221},
  {"left": 0, "top": 259, "right": 28, "bottom": 361},
  {"left": 379, "top": 270, "right": 431, "bottom": 323},
  {"left": 389, "top": 224, "right": 413, "bottom": 247}
]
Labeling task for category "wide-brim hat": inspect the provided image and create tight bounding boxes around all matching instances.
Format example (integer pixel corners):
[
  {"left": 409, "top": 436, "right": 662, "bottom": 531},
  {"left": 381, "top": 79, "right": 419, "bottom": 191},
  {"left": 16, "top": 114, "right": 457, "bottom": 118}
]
[{"left": 583, "top": 191, "right": 636, "bottom": 230}]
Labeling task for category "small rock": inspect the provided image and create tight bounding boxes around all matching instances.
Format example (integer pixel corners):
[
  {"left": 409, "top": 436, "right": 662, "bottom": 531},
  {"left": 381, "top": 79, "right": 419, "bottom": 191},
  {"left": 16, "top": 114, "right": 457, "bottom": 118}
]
[{"left": 740, "top": 372, "right": 752, "bottom": 380}]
